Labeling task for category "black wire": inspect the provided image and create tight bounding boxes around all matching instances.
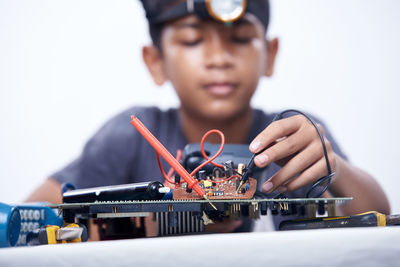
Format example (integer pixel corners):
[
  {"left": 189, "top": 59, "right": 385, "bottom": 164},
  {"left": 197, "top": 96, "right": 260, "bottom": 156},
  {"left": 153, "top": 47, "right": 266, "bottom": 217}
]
[{"left": 272, "top": 109, "right": 334, "bottom": 198}]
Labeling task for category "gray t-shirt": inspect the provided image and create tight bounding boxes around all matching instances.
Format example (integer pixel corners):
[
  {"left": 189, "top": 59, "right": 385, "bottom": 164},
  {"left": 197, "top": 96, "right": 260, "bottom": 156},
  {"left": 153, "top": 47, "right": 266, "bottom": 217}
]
[{"left": 52, "top": 106, "right": 347, "bottom": 230}]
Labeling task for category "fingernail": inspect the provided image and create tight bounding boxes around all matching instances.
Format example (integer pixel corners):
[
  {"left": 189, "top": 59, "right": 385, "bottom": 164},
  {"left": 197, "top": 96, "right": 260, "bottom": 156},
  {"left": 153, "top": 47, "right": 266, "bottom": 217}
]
[
  {"left": 256, "top": 154, "right": 268, "bottom": 166},
  {"left": 262, "top": 182, "right": 273, "bottom": 192},
  {"left": 277, "top": 186, "right": 287, "bottom": 193},
  {"left": 250, "top": 141, "right": 261, "bottom": 153}
]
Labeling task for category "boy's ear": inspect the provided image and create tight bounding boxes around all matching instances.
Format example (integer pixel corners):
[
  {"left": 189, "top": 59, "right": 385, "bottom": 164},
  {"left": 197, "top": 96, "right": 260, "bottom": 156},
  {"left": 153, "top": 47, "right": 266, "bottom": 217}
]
[
  {"left": 142, "top": 45, "right": 167, "bottom": 85},
  {"left": 265, "top": 38, "right": 279, "bottom": 77}
]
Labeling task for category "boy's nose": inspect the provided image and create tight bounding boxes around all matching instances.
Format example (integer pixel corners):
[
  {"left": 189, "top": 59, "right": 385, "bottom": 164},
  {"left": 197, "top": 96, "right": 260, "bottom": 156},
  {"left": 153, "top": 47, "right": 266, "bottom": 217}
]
[{"left": 204, "top": 33, "right": 234, "bottom": 70}]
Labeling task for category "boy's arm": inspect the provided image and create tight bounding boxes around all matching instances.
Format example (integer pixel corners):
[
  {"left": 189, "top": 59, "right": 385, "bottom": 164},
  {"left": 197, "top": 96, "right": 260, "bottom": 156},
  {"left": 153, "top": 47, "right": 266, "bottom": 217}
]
[
  {"left": 26, "top": 177, "right": 101, "bottom": 240},
  {"left": 250, "top": 115, "right": 390, "bottom": 215},
  {"left": 328, "top": 156, "right": 390, "bottom": 215},
  {"left": 25, "top": 177, "right": 63, "bottom": 203}
]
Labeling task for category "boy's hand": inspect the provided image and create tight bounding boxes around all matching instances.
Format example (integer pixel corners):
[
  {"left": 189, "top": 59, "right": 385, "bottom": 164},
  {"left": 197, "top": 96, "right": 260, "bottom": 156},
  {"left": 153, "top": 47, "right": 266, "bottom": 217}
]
[{"left": 249, "top": 115, "right": 337, "bottom": 194}]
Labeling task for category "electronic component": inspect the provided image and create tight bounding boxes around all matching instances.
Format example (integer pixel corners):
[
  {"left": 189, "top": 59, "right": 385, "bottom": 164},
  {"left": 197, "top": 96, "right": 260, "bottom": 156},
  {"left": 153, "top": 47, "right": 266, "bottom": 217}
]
[
  {"left": 0, "top": 203, "right": 21, "bottom": 247},
  {"left": 223, "top": 160, "right": 234, "bottom": 177},
  {"left": 26, "top": 223, "right": 88, "bottom": 245},
  {"left": 198, "top": 170, "right": 206, "bottom": 180},
  {"left": 182, "top": 143, "right": 262, "bottom": 176},
  {"left": 48, "top": 197, "right": 351, "bottom": 238},
  {"left": 203, "top": 180, "right": 212, "bottom": 188},
  {"left": 63, "top": 181, "right": 170, "bottom": 203},
  {"left": 173, "top": 177, "right": 256, "bottom": 200},
  {"left": 0, "top": 202, "right": 63, "bottom": 247}
]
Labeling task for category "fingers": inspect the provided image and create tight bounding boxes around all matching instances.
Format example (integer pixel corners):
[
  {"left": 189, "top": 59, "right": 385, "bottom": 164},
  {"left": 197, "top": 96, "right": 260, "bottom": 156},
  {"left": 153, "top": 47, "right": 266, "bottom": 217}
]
[
  {"left": 250, "top": 115, "right": 304, "bottom": 154},
  {"left": 252, "top": 118, "right": 319, "bottom": 168},
  {"left": 252, "top": 114, "right": 335, "bottom": 194},
  {"left": 284, "top": 153, "right": 335, "bottom": 192},
  {"left": 261, "top": 140, "right": 324, "bottom": 193},
  {"left": 262, "top": 145, "right": 336, "bottom": 194}
]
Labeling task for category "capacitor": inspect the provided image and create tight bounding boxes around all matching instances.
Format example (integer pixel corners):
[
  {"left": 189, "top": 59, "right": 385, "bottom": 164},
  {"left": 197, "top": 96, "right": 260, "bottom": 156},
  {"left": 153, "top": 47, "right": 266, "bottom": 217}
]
[
  {"left": 174, "top": 174, "right": 181, "bottom": 185},
  {"left": 212, "top": 167, "right": 224, "bottom": 178},
  {"left": 186, "top": 185, "right": 193, "bottom": 193},
  {"left": 198, "top": 170, "right": 206, "bottom": 180},
  {"left": 237, "top": 163, "right": 245, "bottom": 175},
  {"left": 0, "top": 203, "right": 21, "bottom": 247},
  {"left": 224, "top": 160, "right": 234, "bottom": 178},
  {"left": 63, "top": 181, "right": 169, "bottom": 203}
]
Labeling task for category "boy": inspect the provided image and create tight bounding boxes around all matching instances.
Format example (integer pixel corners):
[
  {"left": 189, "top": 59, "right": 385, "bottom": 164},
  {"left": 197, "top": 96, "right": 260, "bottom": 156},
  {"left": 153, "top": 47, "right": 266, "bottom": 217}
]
[{"left": 27, "top": 0, "right": 390, "bottom": 233}]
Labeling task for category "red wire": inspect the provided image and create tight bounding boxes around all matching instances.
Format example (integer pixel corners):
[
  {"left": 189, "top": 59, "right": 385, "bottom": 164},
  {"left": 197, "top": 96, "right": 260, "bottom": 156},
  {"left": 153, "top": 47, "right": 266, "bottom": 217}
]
[
  {"left": 212, "top": 174, "right": 241, "bottom": 183},
  {"left": 156, "top": 152, "right": 174, "bottom": 185},
  {"left": 200, "top": 130, "right": 225, "bottom": 169},
  {"left": 190, "top": 129, "right": 225, "bottom": 176},
  {"left": 156, "top": 129, "right": 230, "bottom": 188},
  {"left": 156, "top": 149, "right": 184, "bottom": 187}
]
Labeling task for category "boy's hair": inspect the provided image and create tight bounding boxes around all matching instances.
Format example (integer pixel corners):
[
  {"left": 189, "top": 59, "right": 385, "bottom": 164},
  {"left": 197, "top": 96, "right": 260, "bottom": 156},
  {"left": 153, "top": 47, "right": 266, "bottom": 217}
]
[
  {"left": 140, "top": 0, "right": 183, "bottom": 50},
  {"left": 139, "top": 0, "right": 270, "bottom": 50}
]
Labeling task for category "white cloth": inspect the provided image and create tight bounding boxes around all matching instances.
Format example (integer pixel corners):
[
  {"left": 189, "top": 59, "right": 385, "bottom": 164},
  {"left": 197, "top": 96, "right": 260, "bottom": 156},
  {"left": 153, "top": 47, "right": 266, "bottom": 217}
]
[{"left": 1, "top": 227, "right": 399, "bottom": 267}]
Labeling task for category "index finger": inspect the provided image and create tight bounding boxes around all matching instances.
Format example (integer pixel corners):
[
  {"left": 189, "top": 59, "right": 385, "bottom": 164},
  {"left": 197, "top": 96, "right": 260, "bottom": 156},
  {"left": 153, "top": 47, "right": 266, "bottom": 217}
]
[{"left": 250, "top": 116, "right": 303, "bottom": 153}]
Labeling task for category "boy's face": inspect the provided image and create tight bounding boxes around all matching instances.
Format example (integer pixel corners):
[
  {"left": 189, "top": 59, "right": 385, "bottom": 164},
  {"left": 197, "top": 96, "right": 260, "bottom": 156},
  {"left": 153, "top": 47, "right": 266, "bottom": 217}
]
[{"left": 144, "top": 13, "right": 277, "bottom": 122}]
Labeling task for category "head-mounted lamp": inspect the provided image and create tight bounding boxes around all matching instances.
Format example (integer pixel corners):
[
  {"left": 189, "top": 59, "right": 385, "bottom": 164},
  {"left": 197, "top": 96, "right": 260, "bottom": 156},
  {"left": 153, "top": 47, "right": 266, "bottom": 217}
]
[
  {"left": 204, "top": 0, "right": 247, "bottom": 23},
  {"left": 148, "top": 0, "right": 248, "bottom": 24}
]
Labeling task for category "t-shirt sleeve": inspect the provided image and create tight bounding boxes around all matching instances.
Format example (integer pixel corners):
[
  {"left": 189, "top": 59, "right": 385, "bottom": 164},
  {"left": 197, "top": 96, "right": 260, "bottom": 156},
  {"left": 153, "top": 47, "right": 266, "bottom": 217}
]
[{"left": 50, "top": 107, "right": 144, "bottom": 189}]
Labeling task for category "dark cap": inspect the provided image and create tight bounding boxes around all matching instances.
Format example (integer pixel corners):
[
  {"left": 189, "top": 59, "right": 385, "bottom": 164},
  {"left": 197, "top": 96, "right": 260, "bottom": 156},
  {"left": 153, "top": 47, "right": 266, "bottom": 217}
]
[{"left": 139, "top": 0, "right": 270, "bottom": 31}]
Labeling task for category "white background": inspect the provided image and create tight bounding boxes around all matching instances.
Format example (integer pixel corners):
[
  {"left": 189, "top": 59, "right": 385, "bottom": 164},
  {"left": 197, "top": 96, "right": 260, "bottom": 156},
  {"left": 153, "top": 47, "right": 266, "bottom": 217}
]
[{"left": 0, "top": 0, "right": 399, "bottom": 213}]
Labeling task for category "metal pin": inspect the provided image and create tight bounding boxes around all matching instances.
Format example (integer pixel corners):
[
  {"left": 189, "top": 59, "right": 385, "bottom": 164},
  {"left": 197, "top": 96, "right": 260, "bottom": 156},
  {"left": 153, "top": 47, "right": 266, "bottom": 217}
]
[{"left": 203, "top": 195, "right": 217, "bottom": 210}]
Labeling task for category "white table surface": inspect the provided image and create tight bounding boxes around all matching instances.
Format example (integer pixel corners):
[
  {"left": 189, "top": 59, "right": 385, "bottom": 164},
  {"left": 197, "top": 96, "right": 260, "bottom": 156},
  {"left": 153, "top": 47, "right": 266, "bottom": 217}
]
[{"left": 1, "top": 227, "right": 399, "bottom": 267}]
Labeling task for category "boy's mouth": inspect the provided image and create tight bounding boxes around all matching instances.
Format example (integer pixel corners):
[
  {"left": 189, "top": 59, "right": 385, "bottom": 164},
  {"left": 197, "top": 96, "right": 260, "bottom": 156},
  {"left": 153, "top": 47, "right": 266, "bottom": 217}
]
[{"left": 202, "top": 82, "right": 238, "bottom": 97}]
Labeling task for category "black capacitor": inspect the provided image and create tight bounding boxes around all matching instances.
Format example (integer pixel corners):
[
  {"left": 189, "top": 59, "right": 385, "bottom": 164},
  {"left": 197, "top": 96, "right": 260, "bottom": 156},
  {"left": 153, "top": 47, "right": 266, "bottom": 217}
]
[
  {"left": 224, "top": 160, "right": 234, "bottom": 178},
  {"left": 198, "top": 170, "right": 206, "bottom": 180},
  {"left": 174, "top": 174, "right": 181, "bottom": 184},
  {"left": 186, "top": 184, "right": 193, "bottom": 193},
  {"left": 63, "top": 181, "right": 166, "bottom": 203}
]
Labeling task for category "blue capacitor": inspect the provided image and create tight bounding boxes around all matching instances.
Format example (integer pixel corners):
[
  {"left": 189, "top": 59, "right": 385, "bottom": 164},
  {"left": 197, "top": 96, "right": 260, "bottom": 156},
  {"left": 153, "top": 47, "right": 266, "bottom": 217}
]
[
  {"left": 0, "top": 202, "right": 63, "bottom": 247},
  {"left": 0, "top": 203, "right": 21, "bottom": 247}
]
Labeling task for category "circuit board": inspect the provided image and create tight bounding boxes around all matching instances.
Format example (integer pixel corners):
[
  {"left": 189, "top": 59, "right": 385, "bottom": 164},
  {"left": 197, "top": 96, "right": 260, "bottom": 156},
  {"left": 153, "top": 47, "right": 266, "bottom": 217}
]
[
  {"left": 50, "top": 197, "right": 352, "bottom": 237},
  {"left": 173, "top": 177, "right": 257, "bottom": 200}
]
